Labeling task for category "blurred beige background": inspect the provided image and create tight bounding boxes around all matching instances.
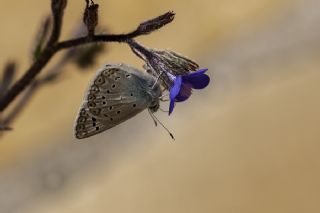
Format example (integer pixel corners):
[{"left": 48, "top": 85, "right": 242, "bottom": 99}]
[{"left": 0, "top": 0, "right": 319, "bottom": 212}]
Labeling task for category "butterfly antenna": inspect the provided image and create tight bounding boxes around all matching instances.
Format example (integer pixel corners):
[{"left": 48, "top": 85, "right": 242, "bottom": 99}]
[
  {"left": 148, "top": 110, "right": 175, "bottom": 140},
  {"left": 148, "top": 109, "right": 158, "bottom": 127}
]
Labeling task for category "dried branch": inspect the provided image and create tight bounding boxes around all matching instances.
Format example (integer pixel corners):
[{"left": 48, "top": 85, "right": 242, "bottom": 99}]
[{"left": 0, "top": 5, "right": 175, "bottom": 113}]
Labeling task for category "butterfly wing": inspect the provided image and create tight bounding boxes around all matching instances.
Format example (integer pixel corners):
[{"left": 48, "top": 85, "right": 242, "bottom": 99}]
[{"left": 74, "top": 64, "right": 160, "bottom": 139}]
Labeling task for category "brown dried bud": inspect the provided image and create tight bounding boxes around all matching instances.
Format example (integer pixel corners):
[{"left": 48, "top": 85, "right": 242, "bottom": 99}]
[
  {"left": 136, "top": 11, "right": 175, "bottom": 35},
  {"left": 83, "top": 0, "right": 99, "bottom": 37}
]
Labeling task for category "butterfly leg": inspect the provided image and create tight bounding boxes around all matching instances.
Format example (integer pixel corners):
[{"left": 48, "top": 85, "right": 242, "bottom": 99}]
[{"left": 151, "top": 70, "right": 164, "bottom": 89}]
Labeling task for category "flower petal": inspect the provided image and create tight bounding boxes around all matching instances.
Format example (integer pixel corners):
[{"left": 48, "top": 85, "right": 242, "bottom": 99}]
[
  {"left": 186, "top": 74, "right": 210, "bottom": 89},
  {"left": 188, "top": 68, "right": 208, "bottom": 77},
  {"left": 175, "top": 83, "right": 192, "bottom": 102},
  {"left": 183, "top": 68, "right": 210, "bottom": 89},
  {"left": 169, "top": 100, "right": 175, "bottom": 115},
  {"left": 175, "top": 93, "right": 190, "bottom": 102},
  {"left": 169, "top": 75, "right": 182, "bottom": 100},
  {"left": 168, "top": 76, "right": 182, "bottom": 115}
]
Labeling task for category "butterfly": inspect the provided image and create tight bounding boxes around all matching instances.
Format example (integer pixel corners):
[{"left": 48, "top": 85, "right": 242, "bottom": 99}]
[{"left": 74, "top": 63, "right": 162, "bottom": 139}]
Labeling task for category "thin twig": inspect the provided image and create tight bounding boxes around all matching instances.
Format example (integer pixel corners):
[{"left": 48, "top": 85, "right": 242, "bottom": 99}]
[{"left": 56, "top": 32, "right": 138, "bottom": 50}]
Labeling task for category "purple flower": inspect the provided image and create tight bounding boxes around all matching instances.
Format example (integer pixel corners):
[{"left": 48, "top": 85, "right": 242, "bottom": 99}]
[
  {"left": 169, "top": 68, "right": 210, "bottom": 115},
  {"left": 127, "top": 40, "right": 210, "bottom": 115}
]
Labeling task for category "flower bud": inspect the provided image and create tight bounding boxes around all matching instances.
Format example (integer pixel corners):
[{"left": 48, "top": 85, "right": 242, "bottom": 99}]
[
  {"left": 150, "top": 49, "right": 199, "bottom": 75},
  {"left": 136, "top": 11, "right": 175, "bottom": 35},
  {"left": 83, "top": 0, "right": 99, "bottom": 37}
]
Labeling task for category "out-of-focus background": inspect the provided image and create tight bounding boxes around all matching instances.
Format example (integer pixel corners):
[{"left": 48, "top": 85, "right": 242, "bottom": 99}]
[{"left": 0, "top": 0, "right": 320, "bottom": 212}]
